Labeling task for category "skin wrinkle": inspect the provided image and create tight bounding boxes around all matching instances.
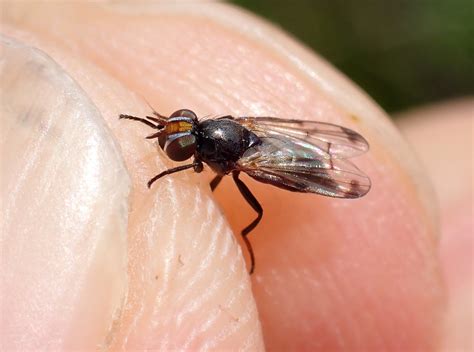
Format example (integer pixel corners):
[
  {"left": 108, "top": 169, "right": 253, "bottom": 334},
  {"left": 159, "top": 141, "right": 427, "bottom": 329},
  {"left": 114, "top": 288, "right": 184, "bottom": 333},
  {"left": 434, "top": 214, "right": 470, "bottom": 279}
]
[
  {"left": 181, "top": 298, "right": 217, "bottom": 351},
  {"left": 165, "top": 185, "right": 181, "bottom": 273},
  {"left": 216, "top": 220, "right": 231, "bottom": 261},
  {"left": 204, "top": 191, "right": 219, "bottom": 228},
  {"left": 236, "top": 293, "right": 256, "bottom": 328},
  {"left": 178, "top": 298, "right": 207, "bottom": 332},
  {"left": 241, "top": 329, "right": 259, "bottom": 352},
  {"left": 122, "top": 228, "right": 149, "bottom": 342},
  {"left": 181, "top": 306, "right": 222, "bottom": 350},
  {"left": 203, "top": 305, "right": 245, "bottom": 350},
  {"left": 148, "top": 218, "right": 177, "bottom": 308},
  {"left": 193, "top": 204, "right": 224, "bottom": 262},
  {"left": 203, "top": 276, "right": 237, "bottom": 320},
  {"left": 178, "top": 232, "right": 224, "bottom": 320},
  {"left": 222, "top": 270, "right": 245, "bottom": 311},
  {"left": 159, "top": 183, "right": 179, "bottom": 280},
  {"left": 196, "top": 218, "right": 221, "bottom": 274},
  {"left": 191, "top": 185, "right": 203, "bottom": 219},
  {"left": 177, "top": 220, "right": 224, "bottom": 307},
  {"left": 214, "top": 278, "right": 246, "bottom": 335},
  {"left": 173, "top": 259, "right": 202, "bottom": 309}
]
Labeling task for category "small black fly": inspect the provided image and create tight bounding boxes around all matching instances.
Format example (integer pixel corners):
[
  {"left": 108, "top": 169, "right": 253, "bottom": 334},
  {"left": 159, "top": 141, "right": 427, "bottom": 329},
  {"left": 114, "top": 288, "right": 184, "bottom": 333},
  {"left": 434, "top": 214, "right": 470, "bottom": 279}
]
[{"left": 120, "top": 108, "right": 371, "bottom": 274}]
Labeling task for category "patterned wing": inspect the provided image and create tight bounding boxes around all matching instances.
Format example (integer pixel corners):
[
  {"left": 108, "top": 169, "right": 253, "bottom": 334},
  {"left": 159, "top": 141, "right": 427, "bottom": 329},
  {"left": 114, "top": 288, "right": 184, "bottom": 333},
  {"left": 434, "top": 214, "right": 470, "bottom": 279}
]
[
  {"left": 233, "top": 116, "right": 369, "bottom": 159},
  {"left": 237, "top": 137, "right": 371, "bottom": 198}
]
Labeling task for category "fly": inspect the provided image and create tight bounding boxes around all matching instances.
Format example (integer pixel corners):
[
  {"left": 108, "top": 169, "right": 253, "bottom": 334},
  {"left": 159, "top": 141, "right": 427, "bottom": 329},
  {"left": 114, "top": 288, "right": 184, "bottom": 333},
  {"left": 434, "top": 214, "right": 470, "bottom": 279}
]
[{"left": 119, "top": 108, "right": 371, "bottom": 274}]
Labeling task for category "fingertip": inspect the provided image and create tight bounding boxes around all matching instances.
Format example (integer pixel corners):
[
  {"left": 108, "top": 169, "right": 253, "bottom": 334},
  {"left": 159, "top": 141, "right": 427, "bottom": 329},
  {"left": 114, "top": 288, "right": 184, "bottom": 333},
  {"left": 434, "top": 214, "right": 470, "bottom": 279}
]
[{"left": 2, "top": 2, "right": 447, "bottom": 350}]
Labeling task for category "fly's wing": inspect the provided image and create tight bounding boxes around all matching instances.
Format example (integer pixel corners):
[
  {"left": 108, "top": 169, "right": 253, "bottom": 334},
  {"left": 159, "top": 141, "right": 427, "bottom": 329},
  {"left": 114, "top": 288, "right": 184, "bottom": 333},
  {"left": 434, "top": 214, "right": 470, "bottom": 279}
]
[
  {"left": 232, "top": 116, "right": 368, "bottom": 159},
  {"left": 237, "top": 137, "right": 371, "bottom": 198}
]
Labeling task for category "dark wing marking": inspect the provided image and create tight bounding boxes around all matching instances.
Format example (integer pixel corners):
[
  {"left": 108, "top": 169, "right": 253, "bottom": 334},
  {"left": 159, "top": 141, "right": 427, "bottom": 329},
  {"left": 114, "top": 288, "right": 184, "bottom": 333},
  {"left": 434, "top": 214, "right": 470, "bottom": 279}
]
[
  {"left": 232, "top": 116, "right": 368, "bottom": 158},
  {"left": 237, "top": 137, "right": 371, "bottom": 198}
]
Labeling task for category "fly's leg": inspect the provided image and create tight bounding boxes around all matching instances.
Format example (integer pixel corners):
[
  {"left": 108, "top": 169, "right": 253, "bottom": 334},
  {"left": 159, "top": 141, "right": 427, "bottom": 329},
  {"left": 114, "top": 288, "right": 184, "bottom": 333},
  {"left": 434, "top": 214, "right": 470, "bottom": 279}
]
[
  {"left": 148, "top": 160, "right": 203, "bottom": 188},
  {"left": 119, "top": 114, "right": 159, "bottom": 129},
  {"left": 210, "top": 175, "right": 223, "bottom": 192},
  {"left": 232, "top": 171, "right": 263, "bottom": 274}
]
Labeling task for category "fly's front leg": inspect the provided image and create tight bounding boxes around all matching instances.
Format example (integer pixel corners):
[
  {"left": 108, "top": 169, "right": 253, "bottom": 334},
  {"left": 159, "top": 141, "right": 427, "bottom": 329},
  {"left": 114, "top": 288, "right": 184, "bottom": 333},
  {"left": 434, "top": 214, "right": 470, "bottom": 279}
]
[
  {"left": 232, "top": 171, "right": 263, "bottom": 274},
  {"left": 148, "top": 160, "right": 203, "bottom": 188},
  {"left": 119, "top": 114, "right": 160, "bottom": 129}
]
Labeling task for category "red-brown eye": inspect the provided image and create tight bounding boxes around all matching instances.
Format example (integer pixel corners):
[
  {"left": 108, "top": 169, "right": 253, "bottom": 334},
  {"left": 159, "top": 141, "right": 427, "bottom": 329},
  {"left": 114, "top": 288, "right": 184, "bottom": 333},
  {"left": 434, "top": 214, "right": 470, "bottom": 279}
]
[
  {"left": 158, "top": 133, "right": 166, "bottom": 149},
  {"left": 170, "top": 109, "right": 197, "bottom": 119},
  {"left": 165, "top": 133, "right": 197, "bottom": 161}
]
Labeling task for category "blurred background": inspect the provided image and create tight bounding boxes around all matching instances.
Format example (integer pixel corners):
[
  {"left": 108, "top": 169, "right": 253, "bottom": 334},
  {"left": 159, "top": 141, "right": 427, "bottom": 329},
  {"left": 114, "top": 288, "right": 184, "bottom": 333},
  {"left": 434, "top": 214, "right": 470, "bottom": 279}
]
[{"left": 233, "top": 0, "right": 473, "bottom": 114}]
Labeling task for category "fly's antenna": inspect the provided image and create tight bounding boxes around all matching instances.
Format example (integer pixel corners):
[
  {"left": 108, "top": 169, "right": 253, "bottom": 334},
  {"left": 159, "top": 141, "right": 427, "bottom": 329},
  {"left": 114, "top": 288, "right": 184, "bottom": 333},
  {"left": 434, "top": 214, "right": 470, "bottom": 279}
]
[{"left": 139, "top": 94, "right": 169, "bottom": 122}]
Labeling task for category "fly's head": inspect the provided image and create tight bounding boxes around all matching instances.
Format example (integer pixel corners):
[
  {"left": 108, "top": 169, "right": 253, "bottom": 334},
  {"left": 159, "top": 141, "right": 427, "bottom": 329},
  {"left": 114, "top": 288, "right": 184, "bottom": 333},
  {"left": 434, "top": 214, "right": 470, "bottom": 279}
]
[{"left": 158, "top": 109, "right": 199, "bottom": 162}]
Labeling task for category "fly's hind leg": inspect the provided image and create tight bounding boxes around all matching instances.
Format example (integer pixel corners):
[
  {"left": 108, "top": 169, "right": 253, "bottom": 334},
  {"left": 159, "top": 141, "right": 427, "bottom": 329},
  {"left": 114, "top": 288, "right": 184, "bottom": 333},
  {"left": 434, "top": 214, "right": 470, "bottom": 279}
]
[{"left": 232, "top": 171, "right": 263, "bottom": 274}]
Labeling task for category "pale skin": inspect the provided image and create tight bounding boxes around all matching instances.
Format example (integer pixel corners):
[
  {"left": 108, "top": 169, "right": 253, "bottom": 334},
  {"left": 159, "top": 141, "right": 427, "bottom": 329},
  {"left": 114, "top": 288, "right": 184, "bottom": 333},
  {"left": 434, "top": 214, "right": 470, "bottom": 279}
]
[{"left": 1, "top": 2, "right": 471, "bottom": 351}]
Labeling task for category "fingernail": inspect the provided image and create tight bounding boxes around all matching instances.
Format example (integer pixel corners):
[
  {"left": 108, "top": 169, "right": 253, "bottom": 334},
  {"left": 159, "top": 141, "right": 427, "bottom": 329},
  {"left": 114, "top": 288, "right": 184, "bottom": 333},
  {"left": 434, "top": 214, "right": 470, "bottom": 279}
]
[{"left": 0, "top": 37, "right": 129, "bottom": 350}]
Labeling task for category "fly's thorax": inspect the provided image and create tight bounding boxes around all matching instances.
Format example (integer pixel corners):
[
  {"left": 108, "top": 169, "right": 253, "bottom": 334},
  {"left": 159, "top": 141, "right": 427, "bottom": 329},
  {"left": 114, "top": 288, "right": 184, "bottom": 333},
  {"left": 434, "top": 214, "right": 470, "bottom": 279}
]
[
  {"left": 161, "top": 116, "right": 198, "bottom": 161},
  {"left": 196, "top": 118, "right": 262, "bottom": 171}
]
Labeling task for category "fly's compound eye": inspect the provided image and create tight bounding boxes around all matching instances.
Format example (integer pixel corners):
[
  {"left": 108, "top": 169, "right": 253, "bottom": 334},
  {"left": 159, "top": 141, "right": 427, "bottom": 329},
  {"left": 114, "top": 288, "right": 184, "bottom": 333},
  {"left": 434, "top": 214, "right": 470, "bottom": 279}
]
[
  {"left": 158, "top": 133, "right": 166, "bottom": 149},
  {"left": 170, "top": 109, "right": 197, "bottom": 120},
  {"left": 165, "top": 133, "right": 197, "bottom": 161}
]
